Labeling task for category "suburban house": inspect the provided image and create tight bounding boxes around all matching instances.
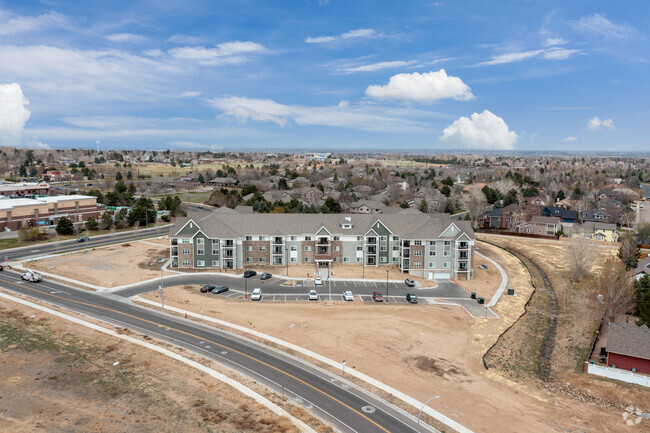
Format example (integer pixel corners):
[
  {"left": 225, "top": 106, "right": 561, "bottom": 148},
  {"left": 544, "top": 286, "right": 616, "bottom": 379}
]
[
  {"left": 169, "top": 211, "right": 476, "bottom": 280},
  {"left": 629, "top": 257, "right": 650, "bottom": 281},
  {"left": 520, "top": 215, "right": 560, "bottom": 236},
  {"left": 349, "top": 200, "right": 386, "bottom": 214},
  {"left": 641, "top": 183, "right": 650, "bottom": 200},
  {"left": 542, "top": 206, "right": 578, "bottom": 223},
  {"left": 484, "top": 204, "right": 522, "bottom": 230},
  {"left": 580, "top": 209, "right": 610, "bottom": 223},
  {"left": 209, "top": 177, "right": 238, "bottom": 187},
  {"left": 606, "top": 322, "right": 650, "bottom": 375}
]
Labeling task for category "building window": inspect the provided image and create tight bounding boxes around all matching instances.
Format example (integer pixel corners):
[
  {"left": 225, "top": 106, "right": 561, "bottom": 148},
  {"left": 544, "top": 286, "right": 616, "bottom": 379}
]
[
  {"left": 197, "top": 238, "right": 204, "bottom": 245},
  {"left": 413, "top": 262, "right": 422, "bottom": 268},
  {"left": 196, "top": 260, "right": 205, "bottom": 267},
  {"left": 356, "top": 246, "right": 363, "bottom": 251},
  {"left": 443, "top": 251, "right": 450, "bottom": 256},
  {"left": 246, "top": 257, "right": 253, "bottom": 262},
  {"left": 290, "top": 236, "right": 297, "bottom": 241},
  {"left": 380, "top": 236, "right": 387, "bottom": 241},
  {"left": 443, "top": 262, "right": 450, "bottom": 268},
  {"left": 343, "top": 257, "right": 350, "bottom": 262},
  {"left": 393, "top": 257, "right": 399, "bottom": 262},
  {"left": 197, "top": 248, "right": 204, "bottom": 255},
  {"left": 333, "top": 236, "right": 340, "bottom": 241},
  {"left": 245, "top": 236, "right": 253, "bottom": 241},
  {"left": 357, "top": 236, "right": 362, "bottom": 241},
  {"left": 182, "top": 248, "right": 190, "bottom": 254},
  {"left": 429, "top": 250, "right": 436, "bottom": 256},
  {"left": 305, "top": 257, "right": 312, "bottom": 262},
  {"left": 290, "top": 257, "right": 297, "bottom": 262},
  {"left": 181, "top": 238, "right": 190, "bottom": 244},
  {"left": 305, "top": 246, "right": 312, "bottom": 252},
  {"left": 393, "top": 246, "right": 399, "bottom": 251},
  {"left": 334, "top": 246, "right": 340, "bottom": 251},
  {"left": 393, "top": 236, "right": 399, "bottom": 241},
  {"left": 380, "top": 257, "right": 387, "bottom": 263},
  {"left": 246, "top": 246, "right": 253, "bottom": 251},
  {"left": 429, "top": 241, "right": 436, "bottom": 246},
  {"left": 444, "top": 241, "right": 451, "bottom": 246},
  {"left": 414, "top": 240, "right": 422, "bottom": 246},
  {"left": 428, "top": 262, "right": 436, "bottom": 268},
  {"left": 182, "top": 260, "right": 190, "bottom": 266},
  {"left": 259, "top": 257, "right": 266, "bottom": 262},
  {"left": 259, "top": 236, "right": 265, "bottom": 241},
  {"left": 356, "top": 257, "right": 362, "bottom": 262},
  {"left": 304, "top": 236, "right": 312, "bottom": 241},
  {"left": 259, "top": 246, "right": 266, "bottom": 251},
  {"left": 212, "top": 260, "right": 219, "bottom": 267},
  {"left": 414, "top": 250, "right": 422, "bottom": 256},
  {"left": 334, "top": 257, "right": 340, "bottom": 262},
  {"left": 380, "top": 246, "right": 387, "bottom": 251},
  {"left": 342, "top": 224, "right": 352, "bottom": 229},
  {"left": 290, "top": 246, "right": 297, "bottom": 251}
]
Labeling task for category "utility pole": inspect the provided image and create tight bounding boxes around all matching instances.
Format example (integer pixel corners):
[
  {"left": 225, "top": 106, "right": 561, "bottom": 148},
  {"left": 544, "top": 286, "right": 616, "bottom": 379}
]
[{"left": 386, "top": 269, "right": 389, "bottom": 303}]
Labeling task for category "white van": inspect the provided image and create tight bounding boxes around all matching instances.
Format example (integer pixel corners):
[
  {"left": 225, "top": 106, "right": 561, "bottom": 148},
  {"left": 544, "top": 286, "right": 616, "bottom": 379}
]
[{"left": 251, "top": 288, "right": 262, "bottom": 301}]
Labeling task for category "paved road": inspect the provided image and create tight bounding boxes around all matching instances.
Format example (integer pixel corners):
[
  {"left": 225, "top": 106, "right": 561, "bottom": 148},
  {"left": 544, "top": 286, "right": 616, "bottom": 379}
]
[
  {"left": 0, "top": 270, "right": 438, "bottom": 433},
  {"left": 113, "top": 272, "right": 469, "bottom": 300},
  {"left": 1, "top": 226, "right": 170, "bottom": 262}
]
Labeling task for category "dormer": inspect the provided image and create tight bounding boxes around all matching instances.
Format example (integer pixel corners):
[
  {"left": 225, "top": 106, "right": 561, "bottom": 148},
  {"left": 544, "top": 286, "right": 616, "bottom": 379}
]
[{"left": 340, "top": 216, "right": 353, "bottom": 230}]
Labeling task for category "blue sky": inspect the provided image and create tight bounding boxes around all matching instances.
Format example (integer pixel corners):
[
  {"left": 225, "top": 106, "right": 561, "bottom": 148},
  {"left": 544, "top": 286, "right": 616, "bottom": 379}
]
[{"left": 0, "top": 0, "right": 648, "bottom": 152}]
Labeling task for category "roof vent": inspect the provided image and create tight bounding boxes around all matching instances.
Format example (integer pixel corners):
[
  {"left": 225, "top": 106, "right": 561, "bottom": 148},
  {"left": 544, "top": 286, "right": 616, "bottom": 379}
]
[{"left": 345, "top": 217, "right": 351, "bottom": 222}]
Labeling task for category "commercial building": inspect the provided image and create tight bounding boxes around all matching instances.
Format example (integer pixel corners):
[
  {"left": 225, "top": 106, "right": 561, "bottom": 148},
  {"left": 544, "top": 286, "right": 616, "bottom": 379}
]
[
  {"left": 0, "top": 195, "right": 104, "bottom": 231},
  {"left": 0, "top": 181, "right": 50, "bottom": 198},
  {"left": 169, "top": 209, "right": 475, "bottom": 280}
]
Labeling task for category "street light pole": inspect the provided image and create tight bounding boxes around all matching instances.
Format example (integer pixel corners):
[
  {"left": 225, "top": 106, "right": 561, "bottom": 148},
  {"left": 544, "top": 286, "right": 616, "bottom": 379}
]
[
  {"left": 417, "top": 396, "right": 440, "bottom": 432},
  {"left": 161, "top": 266, "right": 164, "bottom": 311},
  {"left": 386, "top": 269, "right": 389, "bottom": 304},
  {"left": 245, "top": 276, "right": 248, "bottom": 300}
]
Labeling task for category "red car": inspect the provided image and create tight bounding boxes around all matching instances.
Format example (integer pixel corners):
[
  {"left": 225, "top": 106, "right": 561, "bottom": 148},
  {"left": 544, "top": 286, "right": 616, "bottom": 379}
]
[{"left": 372, "top": 291, "right": 384, "bottom": 302}]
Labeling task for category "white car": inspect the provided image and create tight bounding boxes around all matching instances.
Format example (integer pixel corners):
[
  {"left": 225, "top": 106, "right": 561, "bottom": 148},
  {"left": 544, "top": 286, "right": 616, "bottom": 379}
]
[
  {"left": 251, "top": 288, "right": 262, "bottom": 301},
  {"left": 309, "top": 290, "right": 319, "bottom": 301},
  {"left": 21, "top": 271, "right": 42, "bottom": 282},
  {"left": 343, "top": 291, "right": 354, "bottom": 301},
  {"left": 314, "top": 277, "right": 323, "bottom": 286}
]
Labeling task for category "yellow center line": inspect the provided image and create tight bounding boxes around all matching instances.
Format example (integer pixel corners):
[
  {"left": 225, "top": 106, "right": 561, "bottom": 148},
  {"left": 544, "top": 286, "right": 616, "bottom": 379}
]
[{"left": 1, "top": 277, "right": 392, "bottom": 433}]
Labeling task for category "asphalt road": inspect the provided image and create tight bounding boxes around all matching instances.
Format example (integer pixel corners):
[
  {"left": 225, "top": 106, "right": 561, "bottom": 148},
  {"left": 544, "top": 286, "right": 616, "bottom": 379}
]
[
  {"left": 0, "top": 270, "right": 439, "bottom": 433},
  {"left": 1, "top": 225, "right": 170, "bottom": 262},
  {"left": 113, "top": 272, "right": 469, "bottom": 300}
]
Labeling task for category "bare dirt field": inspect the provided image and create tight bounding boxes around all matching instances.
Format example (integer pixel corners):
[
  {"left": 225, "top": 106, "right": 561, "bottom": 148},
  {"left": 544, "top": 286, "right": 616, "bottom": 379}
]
[
  {"left": 0, "top": 296, "right": 319, "bottom": 433},
  {"left": 139, "top": 239, "right": 649, "bottom": 433},
  {"left": 25, "top": 241, "right": 172, "bottom": 288}
]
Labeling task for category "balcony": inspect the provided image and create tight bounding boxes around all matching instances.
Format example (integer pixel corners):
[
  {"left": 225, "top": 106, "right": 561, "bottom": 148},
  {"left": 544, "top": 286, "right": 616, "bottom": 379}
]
[
  {"left": 402, "top": 251, "right": 410, "bottom": 258},
  {"left": 402, "top": 240, "right": 411, "bottom": 248},
  {"left": 459, "top": 251, "right": 468, "bottom": 259},
  {"left": 317, "top": 246, "right": 329, "bottom": 255},
  {"left": 273, "top": 247, "right": 283, "bottom": 255},
  {"left": 273, "top": 237, "right": 283, "bottom": 244},
  {"left": 171, "top": 247, "right": 178, "bottom": 256},
  {"left": 458, "top": 262, "right": 468, "bottom": 271},
  {"left": 366, "top": 238, "right": 377, "bottom": 244},
  {"left": 458, "top": 242, "right": 469, "bottom": 250},
  {"left": 315, "top": 254, "right": 333, "bottom": 262},
  {"left": 224, "top": 240, "right": 234, "bottom": 247},
  {"left": 366, "top": 246, "right": 376, "bottom": 254},
  {"left": 171, "top": 239, "right": 178, "bottom": 246},
  {"left": 317, "top": 238, "right": 330, "bottom": 245}
]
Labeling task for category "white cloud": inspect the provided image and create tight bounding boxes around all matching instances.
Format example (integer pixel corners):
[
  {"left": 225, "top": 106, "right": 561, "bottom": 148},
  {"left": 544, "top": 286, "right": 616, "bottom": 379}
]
[
  {"left": 573, "top": 14, "right": 635, "bottom": 39},
  {"left": 440, "top": 110, "right": 517, "bottom": 149},
  {"left": 336, "top": 60, "right": 417, "bottom": 73},
  {"left": 25, "top": 140, "right": 51, "bottom": 149},
  {"left": 0, "top": 11, "right": 69, "bottom": 35},
  {"left": 179, "top": 91, "right": 201, "bottom": 98},
  {"left": 544, "top": 37, "right": 567, "bottom": 46},
  {"left": 210, "top": 96, "right": 430, "bottom": 133},
  {"left": 365, "top": 70, "right": 474, "bottom": 103},
  {"left": 587, "top": 116, "right": 615, "bottom": 131},
  {"left": 305, "top": 28, "right": 380, "bottom": 44},
  {"left": 0, "top": 83, "right": 31, "bottom": 145},
  {"left": 479, "top": 47, "right": 579, "bottom": 65},
  {"left": 164, "top": 41, "right": 268, "bottom": 65},
  {"left": 563, "top": 135, "right": 576, "bottom": 142},
  {"left": 105, "top": 33, "right": 147, "bottom": 44},
  {"left": 165, "top": 34, "right": 203, "bottom": 45},
  {"left": 169, "top": 140, "right": 204, "bottom": 149}
]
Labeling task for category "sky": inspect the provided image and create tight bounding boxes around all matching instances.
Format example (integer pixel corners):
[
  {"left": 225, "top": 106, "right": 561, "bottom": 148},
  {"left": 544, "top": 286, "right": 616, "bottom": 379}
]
[{"left": 0, "top": 0, "right": 649, "bottom": 152}]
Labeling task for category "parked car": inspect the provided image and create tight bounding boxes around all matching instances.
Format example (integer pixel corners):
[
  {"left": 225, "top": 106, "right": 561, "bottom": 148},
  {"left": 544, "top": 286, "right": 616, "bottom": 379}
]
[
  {"left": 260, "top": 273, "right": 272, "bottom": 280},
  {"left": 77, "top": 236, "right": 89, "bottom": 243},
  {"left": 314, "top": 276, "right": 323, "bottom": 286},
  {"left": 309, "top": 290, "right": 319, "bottom": 301},
  {"left": 406, "top": 293, "right": 418, "bottom": 304},
  {"left": 21, "top": 270, "right": 42, "bottom": 282},
  {"left": 372, "top": 291, "right": 384, "bottom": 302},
  {"left": 251, "top": 288, "right": 262, "bottom": 301},
  {"left": 404, "top": 278, "right": 416, "bottom": 287},
  {"left": 243, "top": 270, "right": 257, "bottom": 278},
  {"left": 200, "top": 285, "right": 215, "bottom": 293},
  {"left": 212, "top": 286, "right": 229, "bottom": 294},
  {"left": 0, "top": 264, "right": 4, "bottom": 271},
  {"left": 343, "top": 291, "right": 354, "bottom": 301}
]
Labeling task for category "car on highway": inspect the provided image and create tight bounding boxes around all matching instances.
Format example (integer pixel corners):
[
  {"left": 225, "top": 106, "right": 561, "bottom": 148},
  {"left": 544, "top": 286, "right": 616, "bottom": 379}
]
[
  {"left": 77, "top": 236, "right": 89, "bottom": 243},
  {"left": 21, "top": 270, "right": 42, "bottom": 282},
  {"left": 260, "top": 273, "right": 272, "bottom": 280},
  {"left": 343, "top": 291, "right": 354, "bottom": 301},
  {"left": 212, "top": 286, "right": 229, "bottom": 294},
  {"left": 309, "top": 290, "right": 319, "bottom": 301},
  {"left": 372, "top": 291, "right": 384, "bottom": 302},
  {"left": 404, "top": 278, "right": 416, "bottom": 287},
  {"left": 200, "top": 285, "right": 215, "bottom": 293},
  {"left": 243, "top": 270, "right": 257, "bottom": 278},
  {"left": 314, "top": 276, "right": 323, "bottom": 286},
  {"left": 251, "top": 288, "right": 262, "bottom": 301},
  {"left": 406, "top": 293, "right": 418, "bottom": 304}
]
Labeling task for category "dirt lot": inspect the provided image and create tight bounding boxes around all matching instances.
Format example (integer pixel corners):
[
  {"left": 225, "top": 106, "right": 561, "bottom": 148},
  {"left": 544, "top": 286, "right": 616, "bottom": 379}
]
[
  {"left": 139, "top": 239, "right": 650, "bottom": 433},
  {"left": 25, "top": 241, "right": 172, "bottom": 288},
  {"left": 0, "top": 297, "right": 317, "bottom": 433}
]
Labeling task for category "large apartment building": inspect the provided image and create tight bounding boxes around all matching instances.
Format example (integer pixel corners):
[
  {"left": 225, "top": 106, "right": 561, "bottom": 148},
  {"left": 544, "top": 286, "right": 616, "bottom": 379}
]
[{"left": 170, "top": 208, "right": 475, "bottom": 280}]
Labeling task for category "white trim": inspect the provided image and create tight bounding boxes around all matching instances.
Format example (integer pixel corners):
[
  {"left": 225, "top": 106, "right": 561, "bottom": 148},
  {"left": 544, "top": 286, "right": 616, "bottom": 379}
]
[
  {"left": 173, "top": 219, "right": 198, "bottom": 236},
  {"left": 440, "top": 223, "right": 461, "bottom": 238}
]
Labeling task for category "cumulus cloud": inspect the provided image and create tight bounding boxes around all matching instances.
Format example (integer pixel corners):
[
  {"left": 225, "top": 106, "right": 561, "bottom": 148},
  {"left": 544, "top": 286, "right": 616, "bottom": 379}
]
[
  {"left": 305, "top": 28, "right": 380, "bottom": 44},
  {"left": 573, "top": 14, "right": 635, "bottom": 39},
  {"left": 564, "top": 136, "right": 576, "bottom": 142},
  {"left": 479, "top": 47, "right": 580, "bottom": 65},
  {"left": 0, "top": 83, "right": 31, "bottom": 145},
  {"left": 210, "top": 96, "right": 430, "bottom": 133},
  {"left": 25, "top": 140, "right": 51, "bottom": 149},
  {"left": 587, "top": 116, "right": 615, "bottom": 131},
  {"left": 105, "top": 33, "right": 147, "bottom": 43},
  {"left": 440, "top": 110, "right": 517, "bottom": 149},
  {"left": 365, "top": 70, "right": 474, "bottom": 103}
]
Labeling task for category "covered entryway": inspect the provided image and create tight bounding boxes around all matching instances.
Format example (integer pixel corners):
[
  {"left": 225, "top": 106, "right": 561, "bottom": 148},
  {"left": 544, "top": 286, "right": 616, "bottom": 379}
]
[{"left": 434, "top": 272, "right": 451, "bottom": 280}]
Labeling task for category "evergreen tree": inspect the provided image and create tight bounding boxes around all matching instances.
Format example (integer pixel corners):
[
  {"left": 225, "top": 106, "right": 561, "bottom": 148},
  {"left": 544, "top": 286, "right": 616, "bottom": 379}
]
[
  {"left": 55, "top": 217, "right": 74, "bottom": 235},
  {"left": 85, "top": 217, "right": 99, "bottom": 231}
]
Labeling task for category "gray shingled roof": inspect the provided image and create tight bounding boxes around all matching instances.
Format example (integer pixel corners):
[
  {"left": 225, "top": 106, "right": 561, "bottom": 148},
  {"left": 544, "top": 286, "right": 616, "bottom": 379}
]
[
  {"left": 607, "top": 322, "right": 650, "bottom": 361},
  {"left": 171, "top": 211, "right": 474, "bottom": 241}
]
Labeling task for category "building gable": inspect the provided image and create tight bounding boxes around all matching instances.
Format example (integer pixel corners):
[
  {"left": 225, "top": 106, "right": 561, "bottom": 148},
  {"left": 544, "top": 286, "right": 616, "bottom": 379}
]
[{"left": 175, "top": 219, "right": 200, "bottom": 236}]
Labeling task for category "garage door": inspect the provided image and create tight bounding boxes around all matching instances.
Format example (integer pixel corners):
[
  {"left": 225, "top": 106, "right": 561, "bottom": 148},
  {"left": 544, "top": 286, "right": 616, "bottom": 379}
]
[{"left": 434, "top": 272, "right": 451, "bottom": 280}]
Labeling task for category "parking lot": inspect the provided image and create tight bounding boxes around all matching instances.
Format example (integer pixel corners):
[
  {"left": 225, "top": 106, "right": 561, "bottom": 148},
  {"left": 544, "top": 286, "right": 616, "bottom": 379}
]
[{"left": 204, "top": 289, "right": 430, "bottom": 304}]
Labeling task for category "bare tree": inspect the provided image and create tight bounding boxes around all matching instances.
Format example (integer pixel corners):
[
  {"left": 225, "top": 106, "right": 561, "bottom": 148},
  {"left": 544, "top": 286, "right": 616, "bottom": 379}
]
[
  {"left": 461, "top": 189, "right": 488, "bottom": 228},
  {"left": 567, "top": 234, "right": 596, "bottom": 281},
  {"left": 595, "top": 257, "right": 636, "bottom": 321}
]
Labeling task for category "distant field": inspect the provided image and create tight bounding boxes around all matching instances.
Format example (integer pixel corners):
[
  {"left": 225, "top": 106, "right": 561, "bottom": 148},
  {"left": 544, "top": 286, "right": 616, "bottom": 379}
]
[{"left": 153, "top": 190, "right": 213, "bottom": 204}]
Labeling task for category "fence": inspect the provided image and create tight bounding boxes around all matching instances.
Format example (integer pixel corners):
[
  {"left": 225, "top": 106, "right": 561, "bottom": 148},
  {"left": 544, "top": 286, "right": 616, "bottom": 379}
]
[
  {"left": 586, "top": 362, "right": 650, "bottom": 387},
  {"left": 476, "top": 229, "right": 559, "bottom": 240}
]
